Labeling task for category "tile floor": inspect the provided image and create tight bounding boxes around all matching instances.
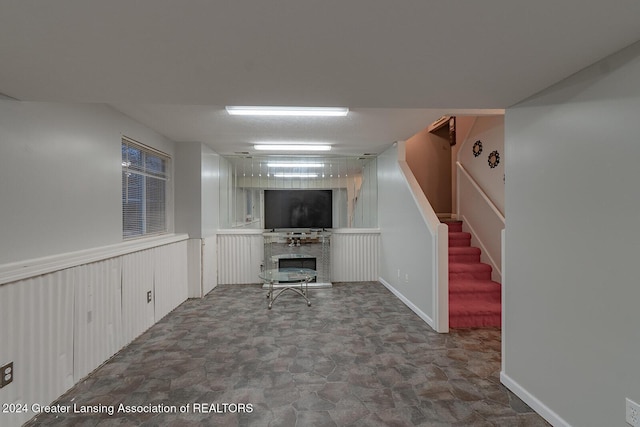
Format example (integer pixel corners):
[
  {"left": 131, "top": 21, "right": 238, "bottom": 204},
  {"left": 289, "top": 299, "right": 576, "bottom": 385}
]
[{"left": 25, "top": 282, "right": 550, "bottom": 426}]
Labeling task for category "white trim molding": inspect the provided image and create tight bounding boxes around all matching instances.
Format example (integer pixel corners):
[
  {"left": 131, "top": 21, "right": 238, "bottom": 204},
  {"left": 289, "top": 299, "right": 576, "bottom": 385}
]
[
  {"left": 500, "top": 372, "right": 570, "bottom": 427},
  {"left": 379, "top": 277, "right": 435, "bottom": 330},
  {"left": 0, "top": 234, "right": 189, "bottom": 286}
]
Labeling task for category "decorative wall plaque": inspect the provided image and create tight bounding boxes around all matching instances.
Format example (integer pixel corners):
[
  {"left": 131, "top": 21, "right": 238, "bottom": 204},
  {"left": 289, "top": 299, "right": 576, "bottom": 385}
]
[
  {"left": 472, "top": 140, "right": 483, "bottom": 157},
  {"left": 488, "top": 150, "right": 500, "bottom": 168}
]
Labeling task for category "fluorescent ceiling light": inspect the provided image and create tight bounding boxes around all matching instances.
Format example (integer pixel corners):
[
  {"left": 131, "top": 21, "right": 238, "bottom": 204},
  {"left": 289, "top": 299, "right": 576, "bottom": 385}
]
[
  {"left": 254, "top": 144, "right": 331, "bottom": 152},
  {"left": 226, "top": 106, "right": 348, "bottom": 117},
  {"left": 273, "top": 173, "right": 319, "bottom": 178},
  {"left": 267, "top": 162, "right": 325, "bottom": 168}
]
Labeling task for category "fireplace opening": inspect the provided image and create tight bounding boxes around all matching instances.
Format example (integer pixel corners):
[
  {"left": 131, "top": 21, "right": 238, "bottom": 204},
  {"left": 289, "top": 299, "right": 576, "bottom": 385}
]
[{"left": 278, "top": 257, "right": 317, "bottom": 282}]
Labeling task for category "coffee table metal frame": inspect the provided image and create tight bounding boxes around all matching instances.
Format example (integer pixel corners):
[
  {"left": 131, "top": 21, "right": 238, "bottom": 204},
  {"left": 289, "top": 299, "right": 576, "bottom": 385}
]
[{"left": 259, "top": 268, "right": 316, "bottom": 309}]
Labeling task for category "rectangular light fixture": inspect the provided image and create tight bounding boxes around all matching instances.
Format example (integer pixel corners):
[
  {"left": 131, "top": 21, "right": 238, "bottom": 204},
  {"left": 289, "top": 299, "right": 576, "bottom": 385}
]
[
  {"left": 273, "top": 173, "right": 319, "bottom": 178},
  {"left": 267, "top": 162, "right": 325, "bottom": 168},
  {"left": 226, "top": 106, "right": 348, "bottom": 117},
  {"left": 254, "top": 144, "right": 331, "bottom": 152}
]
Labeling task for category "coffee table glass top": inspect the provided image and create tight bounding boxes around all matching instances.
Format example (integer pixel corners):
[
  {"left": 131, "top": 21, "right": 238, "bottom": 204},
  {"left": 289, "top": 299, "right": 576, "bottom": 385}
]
[{"left": 259, "top": 268, "right": 317, "bottom": 282}]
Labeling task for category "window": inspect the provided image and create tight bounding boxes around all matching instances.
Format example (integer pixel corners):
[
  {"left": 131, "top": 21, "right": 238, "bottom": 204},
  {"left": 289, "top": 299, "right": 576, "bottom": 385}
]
[{"left": 121, "top": 137, "right": 170, "bottom": 238}]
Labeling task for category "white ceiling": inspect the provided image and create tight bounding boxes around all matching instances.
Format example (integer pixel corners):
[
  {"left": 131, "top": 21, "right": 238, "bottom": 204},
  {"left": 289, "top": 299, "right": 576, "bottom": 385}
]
[
  {"left": 2, "top": 1, "right": 640, "bottom": 157},
  {"left": 111, "top": 104, "right": 500, "bottom": 156}
]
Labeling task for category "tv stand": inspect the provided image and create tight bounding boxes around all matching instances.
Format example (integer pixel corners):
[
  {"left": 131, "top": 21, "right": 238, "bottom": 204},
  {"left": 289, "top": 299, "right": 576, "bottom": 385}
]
[{"left": 263, "top": 231, "right": 331, "bottom": 288}]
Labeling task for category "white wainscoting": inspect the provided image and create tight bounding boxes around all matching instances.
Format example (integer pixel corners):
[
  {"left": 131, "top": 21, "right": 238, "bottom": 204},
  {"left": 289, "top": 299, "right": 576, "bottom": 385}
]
[
  {"left": 0, "top": 237, "right": 188, "bottom": 427},
  {"left": 121, "top": 249, "right": 157, "bottom": 344},
  {"left": 216, "top": 229, "right": 380, "bottom": 284},
  {"left": 153, "top": 241, "right": 189, "bottom": 322},
  {"left": 217, "top": 230, "right": 264, "bottom": 285},
  {"left": 0, "top": 271, "right": 75, "bottom": 427},
  {"left": 72, "top": 258, "right": 123, "bottom": 381},
  {"left": 331, "top": 229, "right": 380, "bottom": 282}
]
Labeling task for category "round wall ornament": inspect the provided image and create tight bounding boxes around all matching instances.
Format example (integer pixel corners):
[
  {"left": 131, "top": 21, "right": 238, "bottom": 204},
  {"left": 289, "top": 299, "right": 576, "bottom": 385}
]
[
  {"left": 472, "top": 140, "right": 483, "bottom": 157},
  {"left": 488, "top": 150, "right": 500, "bottom": 168}
]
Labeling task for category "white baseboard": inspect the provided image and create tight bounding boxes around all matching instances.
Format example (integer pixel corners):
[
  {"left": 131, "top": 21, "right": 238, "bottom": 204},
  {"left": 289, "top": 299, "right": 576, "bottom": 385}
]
[
  {"left": 500, "top": 371, "right": 570, "bottom": 427},
  {"left": 379, "top": 277, "right": 435, "bottom": 330}
]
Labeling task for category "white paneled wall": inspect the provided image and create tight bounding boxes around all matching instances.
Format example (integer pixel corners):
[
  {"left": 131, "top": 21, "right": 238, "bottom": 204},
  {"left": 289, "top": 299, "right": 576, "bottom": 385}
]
[
  {"left": 73, "top": 258, "right": 123, "bottom": 381},
  {"left": 0, "top": 271, "right": 75, "bottom": 427},
  {"left": 331, "top": 230, "right": 380, "bottom": 282},
  {"left": 216, "top": 229, "right": 380, "bottom": 284},
  {"left": 153, "top": 241, "right": 188, "bottom": 322},
  {"left": 217, "top": 231, "right": 263, "bottom": 284},
  {"left": 202, "top": 236, "right": 217, "bottom": 295},
  {"left": 185, "top": 237, "right": 217, "bottom": 298},
  {"left": 0, "top": 239, "right": 188, "bottom": 427},
  {"left": 186, "top": 239, "right": 204, "bottom": 298},
  {"left": 121, "top": 249, "right": 156, "bottom": 344}
]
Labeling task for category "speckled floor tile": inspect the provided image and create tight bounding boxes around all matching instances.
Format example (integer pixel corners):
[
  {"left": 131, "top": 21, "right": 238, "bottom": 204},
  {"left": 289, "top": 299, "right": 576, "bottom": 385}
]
[{"left": 24, "top": 282, "right": 550, "bottom": 426}]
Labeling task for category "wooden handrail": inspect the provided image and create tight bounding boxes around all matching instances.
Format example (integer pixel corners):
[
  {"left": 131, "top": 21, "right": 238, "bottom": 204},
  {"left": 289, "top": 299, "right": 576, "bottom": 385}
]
[{"left": 457, "top": 162, "right": 505, "bottom": 222}]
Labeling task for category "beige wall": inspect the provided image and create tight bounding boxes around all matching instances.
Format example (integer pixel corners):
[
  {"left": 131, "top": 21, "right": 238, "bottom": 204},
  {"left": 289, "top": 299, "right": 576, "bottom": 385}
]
[
  {"left": 457, "top": 115, "right": 504, "bottom": 215},
  {"left": 450, "top": 116, "right": 475, "bottom": 214},
  {"left": 405, "top": 126, "right": 452, "bottom": 214}
]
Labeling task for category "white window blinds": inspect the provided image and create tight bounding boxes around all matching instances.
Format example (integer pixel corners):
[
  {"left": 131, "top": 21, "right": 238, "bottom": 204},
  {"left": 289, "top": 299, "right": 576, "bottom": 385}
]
[{"left": 121, "top": 137, "right": 170, "bottom": 238}]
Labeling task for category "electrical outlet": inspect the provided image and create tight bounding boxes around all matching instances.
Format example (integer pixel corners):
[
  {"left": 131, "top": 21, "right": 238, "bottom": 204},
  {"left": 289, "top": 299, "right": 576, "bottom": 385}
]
[
  {"left": 627, "top": 398, "right": 640, "bottom": 426},
  {"left": 1, "top": 362, "right": 13, "bottom": 388},
  {"left": 147, "top": 290, "right": 152, "bottom": 303}
]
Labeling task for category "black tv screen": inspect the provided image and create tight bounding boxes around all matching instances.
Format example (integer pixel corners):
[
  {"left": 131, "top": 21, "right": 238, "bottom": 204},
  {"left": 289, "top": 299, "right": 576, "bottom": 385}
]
[{"left": 264, "top": 189, "right": 332, "bottom": 230}]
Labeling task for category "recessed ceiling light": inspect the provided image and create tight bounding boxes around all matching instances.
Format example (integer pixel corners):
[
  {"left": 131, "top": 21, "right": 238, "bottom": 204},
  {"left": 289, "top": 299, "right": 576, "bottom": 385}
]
[
  {"left": 267, "top": 162, "right": 325, "bottom": 168},
  {"left": 226, "top": 106, "right": 348, "bottom": 117},
  {"left": 254, "top": 144, "right": 332, "bottom": 152}
]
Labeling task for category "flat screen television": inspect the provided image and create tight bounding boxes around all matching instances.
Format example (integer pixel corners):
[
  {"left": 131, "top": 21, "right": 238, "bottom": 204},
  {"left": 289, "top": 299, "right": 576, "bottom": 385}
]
[{"left": 264, "top": 189, "right": 332, "bottom": 230}]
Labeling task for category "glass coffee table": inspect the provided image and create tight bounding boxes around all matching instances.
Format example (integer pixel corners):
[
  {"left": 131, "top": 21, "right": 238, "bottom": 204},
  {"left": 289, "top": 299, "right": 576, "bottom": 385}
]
[{"left": 259, "top": 268, "right": 316, "bottom": 309}]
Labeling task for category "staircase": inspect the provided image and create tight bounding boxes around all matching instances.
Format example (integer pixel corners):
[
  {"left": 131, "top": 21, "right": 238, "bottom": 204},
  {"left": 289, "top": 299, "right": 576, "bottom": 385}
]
[{"left": 445, "top": 220, "right": 501, "bottom": 328}]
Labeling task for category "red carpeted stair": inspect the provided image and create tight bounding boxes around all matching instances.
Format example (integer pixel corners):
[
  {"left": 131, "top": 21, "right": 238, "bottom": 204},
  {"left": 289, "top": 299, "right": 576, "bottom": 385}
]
[{"left": 445, "top": 220, "right": 501, "bottom": 328}]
